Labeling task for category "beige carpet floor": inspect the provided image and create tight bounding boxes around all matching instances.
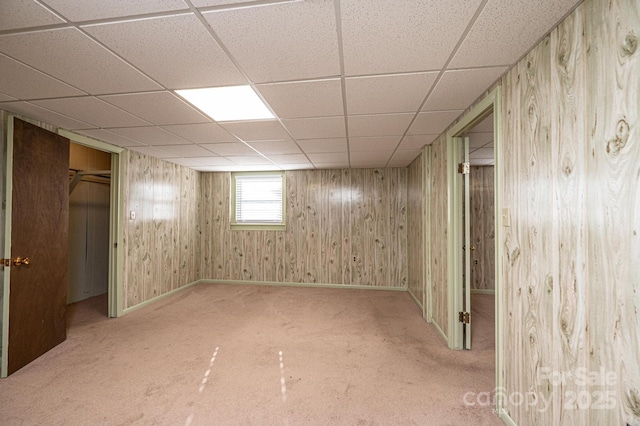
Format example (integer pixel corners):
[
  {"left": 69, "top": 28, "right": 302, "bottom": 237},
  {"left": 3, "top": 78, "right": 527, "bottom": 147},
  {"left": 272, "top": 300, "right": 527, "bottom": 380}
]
[{"left": 0, "top": 284, "right": 500, "bottom": 425}]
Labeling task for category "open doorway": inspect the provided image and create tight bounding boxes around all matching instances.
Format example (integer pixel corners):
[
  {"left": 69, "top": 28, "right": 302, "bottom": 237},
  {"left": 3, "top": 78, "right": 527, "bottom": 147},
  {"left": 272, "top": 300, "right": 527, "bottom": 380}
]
[
  {"left": 58, "top": 129, "right": 125, "bottom": 320},
  {"left": 463, "top": 115, "right": 495, "bottom": 353},
  {"left": 67, "top": 143, "right": 112, "bottom": 326},
  {"left": 445, "top": 86, "right": 504, "bottom": 411}
]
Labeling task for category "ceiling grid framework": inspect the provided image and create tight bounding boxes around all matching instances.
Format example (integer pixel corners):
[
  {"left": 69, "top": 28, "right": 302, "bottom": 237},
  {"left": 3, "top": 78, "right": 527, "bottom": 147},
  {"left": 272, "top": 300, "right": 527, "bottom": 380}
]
[{"left": 0, "top": 0, "right": 582, "bottom": 171}]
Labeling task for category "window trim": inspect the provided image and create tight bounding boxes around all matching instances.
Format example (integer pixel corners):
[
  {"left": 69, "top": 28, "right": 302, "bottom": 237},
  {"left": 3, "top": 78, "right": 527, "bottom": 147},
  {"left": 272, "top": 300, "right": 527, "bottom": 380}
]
[{"left": 230, "top": 171, "right": 286, "bottom": 231}]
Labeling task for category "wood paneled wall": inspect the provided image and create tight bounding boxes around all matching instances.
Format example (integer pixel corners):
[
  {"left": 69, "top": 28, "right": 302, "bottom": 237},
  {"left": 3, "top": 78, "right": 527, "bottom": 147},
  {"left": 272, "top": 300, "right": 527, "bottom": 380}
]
[
  {"left": 429, "top": 134, "right": 448, "bottom": 339},
  {"left": 122, "top": 151, "right": 201, "bottom": 310},
  {"left": 407, "top": 153, "right": 424, "bottom": 307},
  {"left": 469, "top": 166, "right": 495, "bottom": 291},
  {"left": 201, "top": 168, "right": 407, "bottom": 287},
  {"left": 500, "top": 0, "right": 640, "bottom": 424}
]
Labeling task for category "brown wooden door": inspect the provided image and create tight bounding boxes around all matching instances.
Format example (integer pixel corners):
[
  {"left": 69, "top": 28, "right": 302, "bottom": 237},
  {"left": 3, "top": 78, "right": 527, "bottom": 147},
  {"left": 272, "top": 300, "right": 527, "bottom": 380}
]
[{"left": 7, "top": 118, "right": 69, "bottom": 375}]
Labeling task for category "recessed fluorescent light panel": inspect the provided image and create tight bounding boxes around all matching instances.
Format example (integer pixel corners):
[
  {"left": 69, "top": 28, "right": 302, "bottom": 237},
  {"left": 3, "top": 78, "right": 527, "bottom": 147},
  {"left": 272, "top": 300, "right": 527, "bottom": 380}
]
[{"left": 176, "top": 85, "right": 275, "bottom": 122}]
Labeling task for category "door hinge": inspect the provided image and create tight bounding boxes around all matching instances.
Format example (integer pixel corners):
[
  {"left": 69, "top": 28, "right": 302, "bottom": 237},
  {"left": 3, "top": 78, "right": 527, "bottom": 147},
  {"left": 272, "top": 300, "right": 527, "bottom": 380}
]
[
  {"left": 459, "top": 311, "right": 470, "bottom": 324},
  {"left": 458, "top": 162, "right": 470, "bottom": 174}
]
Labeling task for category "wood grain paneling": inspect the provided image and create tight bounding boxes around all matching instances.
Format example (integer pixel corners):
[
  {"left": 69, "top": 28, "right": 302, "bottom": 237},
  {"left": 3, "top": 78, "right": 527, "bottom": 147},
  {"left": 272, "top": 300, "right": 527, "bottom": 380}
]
[
  {"left": 469, "top": 166, "right": 495, "bottom": 291},
  {"left": 502, "top": 34, "right": 557, "bottom": 425},
  {"left": 201, "top": 168, "right": 407, "bottom": 287},
  {"left": 551, "top": 8, "right": 588, "bottom": 425},
  {"left": 586, "top": 0, "right": 640, "bottom": 424},
  {"left": 498, "top": 0, "right": 640, "bottom": 423},
  {"left": 122, "top": 151, "right": 201, "bottom": 310},
  {"left": 407, "top": 153, "right": 424, "bottom": 308},
  {"left": 430, "top": 134, "right": 448, "bottom": 338}
]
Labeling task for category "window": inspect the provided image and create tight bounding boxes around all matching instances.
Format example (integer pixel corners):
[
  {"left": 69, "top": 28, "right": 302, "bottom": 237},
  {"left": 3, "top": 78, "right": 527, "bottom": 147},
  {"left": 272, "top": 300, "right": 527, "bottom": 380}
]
[{"left": 231, "top": 172, "right": 286, "bottom": 230}]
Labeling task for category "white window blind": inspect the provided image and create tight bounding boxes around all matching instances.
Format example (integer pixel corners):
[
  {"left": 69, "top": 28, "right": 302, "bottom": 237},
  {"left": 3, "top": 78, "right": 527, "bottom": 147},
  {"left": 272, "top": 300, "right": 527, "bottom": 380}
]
[{"left": 234, "top": 174, "right": 283, "bottom": 224}]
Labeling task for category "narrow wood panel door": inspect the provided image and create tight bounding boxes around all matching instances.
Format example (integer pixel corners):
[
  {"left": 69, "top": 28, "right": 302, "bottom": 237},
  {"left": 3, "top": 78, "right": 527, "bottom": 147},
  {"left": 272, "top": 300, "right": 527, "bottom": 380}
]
[{"left": 7, "top": 119, "right": 69, "bottom": 375}]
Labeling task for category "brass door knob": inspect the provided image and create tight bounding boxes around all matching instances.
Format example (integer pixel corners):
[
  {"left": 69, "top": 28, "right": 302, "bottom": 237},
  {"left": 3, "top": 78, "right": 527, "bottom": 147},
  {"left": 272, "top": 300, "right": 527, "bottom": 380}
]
[{"left": 12, "top": 257, "right": 30, "bottom": 266}]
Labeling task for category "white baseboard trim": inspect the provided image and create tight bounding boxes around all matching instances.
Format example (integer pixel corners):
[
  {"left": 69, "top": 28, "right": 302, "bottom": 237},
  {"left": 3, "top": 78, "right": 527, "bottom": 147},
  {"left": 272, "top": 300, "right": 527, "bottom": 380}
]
[
  {"left": 498, "top": 408, "right": 516, "bottom": 426},
  {"left": 471, "top": 289, "right": 496, "bottom": 295},
  {"left": 122, "top": 279, "right": 408, "bottom": 316},
  {"left": 431, "top": 319, "right": 448, "bottom": 345},
  {"left": 202, "top": 279, "right": 407, "bottom": 292},
  {"left": 122, "top": 280, "right": 202, "bottom": 315},
  {"left": 407, "top": 288, "right": 423, "bottom": 310}
]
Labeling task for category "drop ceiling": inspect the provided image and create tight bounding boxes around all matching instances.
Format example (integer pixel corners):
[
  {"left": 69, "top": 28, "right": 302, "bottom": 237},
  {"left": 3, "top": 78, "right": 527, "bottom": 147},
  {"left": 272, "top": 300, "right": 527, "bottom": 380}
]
[{"left": 0, "top": 0, "right": 581, "bottom": 171}]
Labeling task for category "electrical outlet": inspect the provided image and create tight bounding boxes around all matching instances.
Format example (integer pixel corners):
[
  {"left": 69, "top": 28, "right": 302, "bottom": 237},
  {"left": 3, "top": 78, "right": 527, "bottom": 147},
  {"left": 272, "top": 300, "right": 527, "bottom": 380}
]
[
  {"left": 502, "top": 208, "right": 511, "bottom": 227},
  {"left": 353, "top": 256, "right": 356, "bottom": 262},
  {"left": 129, "top": 210, "right": 136, "bottom": 220}
]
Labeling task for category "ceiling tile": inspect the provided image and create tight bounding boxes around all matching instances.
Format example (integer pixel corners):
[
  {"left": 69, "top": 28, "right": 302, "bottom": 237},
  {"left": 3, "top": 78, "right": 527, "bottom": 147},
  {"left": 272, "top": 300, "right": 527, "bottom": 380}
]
[
  {"left": 201, "top": 142, "right": 257, "bottom": 156},
  {"left": 161, "top": 123, "right": 237, "bottom": 143},
  {"left": 108, "top": 126, "right": 191, "bottom": 145},
  {"left": 220, "top": 120, "right": 290, "bottom": 141},
  {"left": 408, "top": 111, "right": 463, "bottom": 136},
  {"left": 167, "top": 156, "right": 234, "bottom": 167},
  {"left": 196, "top": 157, "right": 235, "bottom": 166},
  {"left": 423, "top": 67, "right": 507, "bottom": 111},
  {"left": 76, "top": 129, "right": 143, "bottom": 147},
  {"left": 345, "top": 72, "right": 437, "bottom": 115},
  {"left": 0, "top": 54, "right": 86, "bottom": 100},
  {"left": 470, "top": 158, "right": 495, "bottom": 166},
  {"left": 312, "top": 162, "right": 350, "bottom": 169},
  {"left": 0, "top": 28, "right": 161, "bottom": 94},
  {"left": 1, "top": 101, "right": 94, "bottom": 130},
  {"left": 297, "top": 138, "right": 347, "bottom": 154},
  {"left": 398, "top": 135, "right": 438, "bottom": 150},
  {"left": 340, "top": 0, "right": 482, "bottom": 75},
  {"left": 469, "top": 147, "right": 494, "bottom": 159},
  {"left": 129, "top": 146, "right": 173, "bottom": 158},
  {"left": 266, "top": 154, "right": 309, "bottom": 164},
  {"left": 84, "top": 14, "right": 246, "bottom": 89},
  {"left": 350, "top": 150, "right": 393, "bottom": 163},
  {"left": 191, "top": 0, "right": 258, "bottom": 7},
  {"left": 390, "top": 149, "right": 421, "bottom": 163},
  {"left": 307, "top": 152, "right": 348, "bottom": 163},
  {"left": 203, "top": 1, "right": 340, "bottom": 82},
  {"left": 350, "top": 160, "right": 388, "bottom": 169},
  {"left": 348, "top": 114, "right": 413, "bottom": 138},
  {"left": 468, "top": 113, "right": 494, "bottom": 132},
  {"left": 349, "top": 136, "right": 400, "bottom": 152},
  {"left": 256, "top": 79, "right": 343, "bottom": 119},
  {"left": 228, "top": 155, "right": 274, "bottom": 165},
  {"left": 450, "top": 0, "right": 580, "bottom": 68},
  {"left": 44, "top": 0, "right": 189, "bottom": 21},
  {"left": 282, "top": 117, "right": 346, "bottom": 140},
  {"left": 280, "top": 163, "right": 314, "bottom": 170},
  {"left": 0, "top": 0, "right": 64, "bottom": 31},
  {"left": 164, "top": 157, "right": 210, "bottom": 167},
  {"left": 247, "top": 140, "right": 301, "bottom": 155},
  {"left": 100, "top": 92, "right": 209, "bottom": 125},
  {"left": 469, "top": 132, "right": 494, "bottom": 148},
  {"left": 0, "top": 93, "right": 17, "bottom": 102},
  {"left": 152, "top": 144, "right": 215, "bottom": 157},
  {"left": 165, "top": 157, "right": 233, "bottom": 170},
  {"left": 207, "top": 164, "right": 281, "bottom": 172},
  {"left": 32, "top": 97, "right": 149, "bottom": 128}
]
